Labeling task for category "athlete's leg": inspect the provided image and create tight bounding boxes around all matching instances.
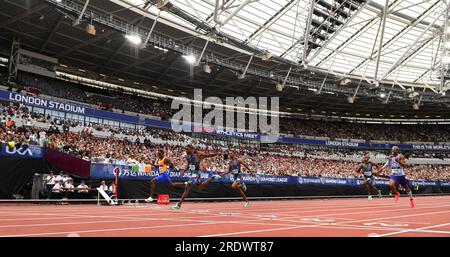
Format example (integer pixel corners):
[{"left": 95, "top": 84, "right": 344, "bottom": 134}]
[
  {"left": 149, "top": 178, "right": 157, "bottom": 198},
  {"left": 232, "top": 181, "right": 248, "bottom": 202},
  {"left": 170, "top": 182, "right": 186, "bottom": 188},
  {"left": 163, "top": 173, "right": 185, "bottom": 189},
  {"left": 368, "top": 183, "right": 381, "bottom": 195},
  {"left": 389, "top": 179, "right": 398, "bottom": 194},
  {"left": 174, "top": 182, "right": 192, "bottom": 209},
  {"left": 403, "top": 181, "right": 415, "bottom": 208},
  {"left": 370, "top": 184, "right": 382, "bottom": 197},
  {"left": 363, "top": 182, "right": 371, "bottom": 195},
  {"left": 197, "top": 174, "right": 221, "bottom": 190},
  {"left": 145, "top": 178, "right": 157, "bottom": 202},
  {"left": 389, "top": 179, "right": 400, "bottom": 203}
]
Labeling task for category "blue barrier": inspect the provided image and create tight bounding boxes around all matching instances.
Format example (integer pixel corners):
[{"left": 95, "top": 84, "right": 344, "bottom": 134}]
[
  {"left": 90, "top": 163, "right": 449, "bottom": 187},
  {"left": 0, "top": 143, "right": 44, "bottom": 159}
]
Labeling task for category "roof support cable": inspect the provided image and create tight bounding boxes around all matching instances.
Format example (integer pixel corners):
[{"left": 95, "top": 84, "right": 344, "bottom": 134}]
[
  {"left": 142, "top": 9, "right": 162, "bottom": 49},
  {"left": 302, "top": 0, "right": 316, "bottom": 67},
  {"left": 239, "top": 55, "right": 254, "bottom": 79},
  {"left": 351, "top": 9, "right": 383, "bottom": 103},
  {"left": 318, "top": 54, "right": 338, "bottom": 94},
  {"left": 384, "top": 83, "right": 395, "bottom": 104},
  {"left": 213, "top": 0, "right": 252, "bottom": 27},
  {"left": 414, "top": 87, "right": 427, "bottom": 110},
  {"left": 196, "top": 36, "right": 213, "bottom": 67},
  {"left": 381, "top": 7, "right": 445, "bottom": 82},
  {"left": 440, "top": 0, "right": 450, "bottom": 93},
  {"left": 73, "top": 0, "right": 90, "bottom": 26},
  {"left": 282, "top": 66, "right": 293, "bottom": 89},
  {"left": 373, "top": 0, "right": 389, "bottom": 86}
]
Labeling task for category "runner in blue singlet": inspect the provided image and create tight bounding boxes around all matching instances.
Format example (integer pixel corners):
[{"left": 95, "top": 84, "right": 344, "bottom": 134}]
[
  {"left": 356, "top": 154, "right": 382, "bottom": 200},
  {"left": 172, "top": 145, "right": 221, "bottom": 210},
  {"left": 220, "top": 151, "right": 253, "bottom": 207},
  {"left": 379, "top": 146, "right": 415, "bottom": 208}
]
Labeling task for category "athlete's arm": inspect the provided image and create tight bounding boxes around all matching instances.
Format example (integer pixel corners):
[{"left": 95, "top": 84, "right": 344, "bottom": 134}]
[
  {"left": 238, "top": 159, "right": 252, "bottom": 174},
  {"left": 374, "top": 162, "right": 390, "bottom": 178},
  {"left": 371, "top": 162, "right": 380, "bottom": 174},
  {"left": 179, "top": 159, "right": 188, "bottom": 177},
  {"left": 197, "top": 151, "right": 221, "bottom": 160},
  {"left": 379, "top": 159, "right": 390, "bottom": 172},
  {"left": 164, "top": 157, "right": 174, "bottom": 169},
  {"left": 396, "top": 155, "right": 407, "bottom": 168},
  {"left": 152, "top": 159, "right": 160, "bottom": 168},
  {"left": 221, "top": 164, "right": 232, "bottom": 177},
  {"left": 355, "top": 164, "right": 363, "bottom": 174}
]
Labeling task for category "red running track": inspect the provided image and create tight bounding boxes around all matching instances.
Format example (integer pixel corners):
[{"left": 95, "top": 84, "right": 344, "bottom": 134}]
[{"left": 0, "top": 196, "right": 449, "bottom": 237}]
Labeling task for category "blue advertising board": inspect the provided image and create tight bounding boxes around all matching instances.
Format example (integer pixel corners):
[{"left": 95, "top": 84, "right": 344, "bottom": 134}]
[
  {"left": 0, "top": 143, "right": 44, "bottom": 159},
  {"left": 90, "top": 163, "right": 449, "bottom": 187}
]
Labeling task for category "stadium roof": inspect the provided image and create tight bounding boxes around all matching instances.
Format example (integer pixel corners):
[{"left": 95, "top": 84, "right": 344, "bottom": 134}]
[
  {"left": 124, "top": 0, "right": 447, "bottom": 86},
  {"left": 0, "top": 0, "right": 450, "bottom": 119}
]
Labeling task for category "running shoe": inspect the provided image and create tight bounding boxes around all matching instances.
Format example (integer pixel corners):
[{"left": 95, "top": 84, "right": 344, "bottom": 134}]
[
  {"left": 144, "top": 197, "right": 154, "bottom": 203},
  {"left": 410, "top": 198, "right": 415, "bottom": 208},
  {"left": 395, "top": 192, "right": 400, "bottom": 203},
  {"left": 172, "top": 203, "right": 181, "bottom": 210},
  {"left": 242, "top": 183, "right": 247, "bottom": 192},
  {"left": 368, "top": 195, "right": 373, "bottom": 200},
  {"left": 244, "top": 201, "right": 250, "bottom": 208}
]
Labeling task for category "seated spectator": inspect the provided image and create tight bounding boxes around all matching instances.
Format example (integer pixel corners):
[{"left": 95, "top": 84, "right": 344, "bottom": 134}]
[
  {"left": 109, "top": 183, "right": 116, "bottom": 198},
  {"left": 55, "top": 172, "right": 64, "bottom": 183},
  {"left": 64, "top": 180, "right": 75, "bottom": 199},
  {"left": 99, "top": 180, "right": 110, "bottom": 194},
  {"left": 51, "top": 180, "right": 64, "bottom": 199},
  {"left": 77, "top": 180, "right": 90, "bottom": 199}
]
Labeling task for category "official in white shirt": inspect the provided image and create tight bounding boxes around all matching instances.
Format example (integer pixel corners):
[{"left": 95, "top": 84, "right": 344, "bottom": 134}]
[
  {"left": 77, "top": 181, "right": 90, "bottom": 199},
  {"left": 51, "top": 180, "right": 64, "bottom": 199},
  {"left": 55, "top": 173, "right": 64, "bottom": 183},
  {"left": 44, "top": 171, "right": 55, "bottom": 199},
  {"left": 65, "top": 180, "right": 75, "bottom": 199},
  {"left": 99, "top": 180, "right": 109, "bottom": 191},
  {"left": 108, "top": 183, "right": 116, "bottom": 197}
]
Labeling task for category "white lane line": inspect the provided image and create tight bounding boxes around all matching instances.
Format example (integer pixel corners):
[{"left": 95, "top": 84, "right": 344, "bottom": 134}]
[
  {"left": 372, "top": 222, "right": 450, "bottom": 237},
  {"left": 200, "top": 209, "right": 450, "bottom": 237},
  {"left": 3, "top": 197, "right": 450, "bottom": 234},
  {"left": 0, "top": 221, "right": 225, "bottom": 237},
  {"left": 2, "top": 201, "right": 445, "bottom": 230}
]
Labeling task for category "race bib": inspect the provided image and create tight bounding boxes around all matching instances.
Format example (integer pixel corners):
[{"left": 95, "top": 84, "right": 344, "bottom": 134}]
[
  {"left": 189, "top": 165, "right": 196, "bottom": 171},
  {"left": 391, "top": 168, "right": 404, "bottom": 175}
]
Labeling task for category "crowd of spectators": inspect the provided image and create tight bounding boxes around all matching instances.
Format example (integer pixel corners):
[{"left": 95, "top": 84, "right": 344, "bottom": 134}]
[
  {"left": 14, "top": 72, "right": 175, "bottom": 119},
  {"left": 1, "top": 101, "right": 448, "bottom": 182},
  {"left": 5, "top": 72, "right": 450, "bottom": 142}
]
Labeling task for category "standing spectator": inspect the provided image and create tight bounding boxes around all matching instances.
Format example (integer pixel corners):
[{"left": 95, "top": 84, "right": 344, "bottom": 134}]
[{"left": 44, "top": 171, "right": 55, "bottom": 199}]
